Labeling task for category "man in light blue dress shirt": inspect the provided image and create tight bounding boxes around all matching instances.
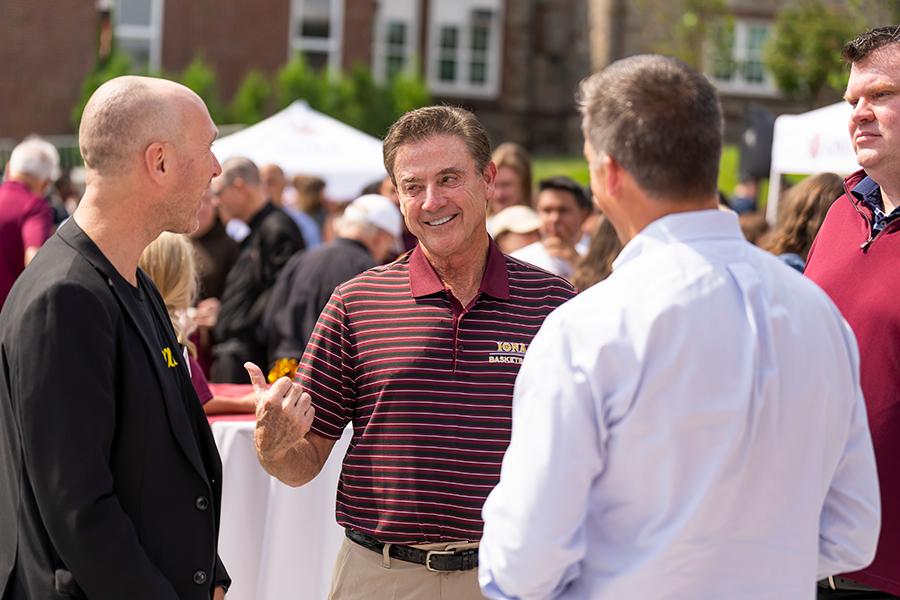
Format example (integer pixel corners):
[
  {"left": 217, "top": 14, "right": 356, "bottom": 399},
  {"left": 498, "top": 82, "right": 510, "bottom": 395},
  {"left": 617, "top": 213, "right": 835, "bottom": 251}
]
[{"left": 479, "top": 55, "right": 881, "bottom": 600}]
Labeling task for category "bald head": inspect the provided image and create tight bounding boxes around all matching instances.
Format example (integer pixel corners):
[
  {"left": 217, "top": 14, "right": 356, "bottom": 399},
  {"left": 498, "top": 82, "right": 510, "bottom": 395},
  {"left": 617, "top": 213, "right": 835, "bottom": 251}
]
[
  {"left": 79, "top": 76, "right": 205, "bottom": 177},
  {"left": 260, "top": 163, "right": 286, "bottom": 205}
]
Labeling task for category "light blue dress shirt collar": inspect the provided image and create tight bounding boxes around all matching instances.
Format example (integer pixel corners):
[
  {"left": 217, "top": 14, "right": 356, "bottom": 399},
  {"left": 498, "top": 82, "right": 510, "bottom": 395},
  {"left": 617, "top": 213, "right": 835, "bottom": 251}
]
[{"left": 613, "top": 209, "right": 742, "bottom": 271}]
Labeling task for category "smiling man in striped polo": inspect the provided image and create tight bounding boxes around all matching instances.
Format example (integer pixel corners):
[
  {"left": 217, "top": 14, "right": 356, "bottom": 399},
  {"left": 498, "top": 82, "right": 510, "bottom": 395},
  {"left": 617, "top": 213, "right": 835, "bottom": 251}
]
[{"left": 247, "top": 106, "right": 575, "bottom": 599}]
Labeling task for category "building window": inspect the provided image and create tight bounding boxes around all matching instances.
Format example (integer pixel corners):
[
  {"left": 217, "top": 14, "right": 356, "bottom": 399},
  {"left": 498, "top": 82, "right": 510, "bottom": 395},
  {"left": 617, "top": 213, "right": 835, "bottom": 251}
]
[
  {"left": 113, "top": 0, "right": 164, "bottom": 72},
  {"left": 427, "top": 1, "right": 503, "bottom": 98},
  {"left": 290, "top": 0, "right": 344, "bottom": 71},
  {"left": 439, "top": 26, "right": 459, "bottom": 81},
  {"left": 709, "top": 19, "right": 776, "bottom": 95},
  {"left": 373, "top": 0, "right": 420, "bottom": 82}
]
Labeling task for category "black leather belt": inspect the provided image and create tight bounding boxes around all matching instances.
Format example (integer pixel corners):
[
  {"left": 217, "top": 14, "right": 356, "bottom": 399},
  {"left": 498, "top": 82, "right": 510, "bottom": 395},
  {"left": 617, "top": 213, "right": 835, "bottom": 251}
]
[
  {"left": 818, "top": 576, "right": 886, "bottom": 592},
  {"left": 345, "top": 529, "right": 479, "bottom": 572}
]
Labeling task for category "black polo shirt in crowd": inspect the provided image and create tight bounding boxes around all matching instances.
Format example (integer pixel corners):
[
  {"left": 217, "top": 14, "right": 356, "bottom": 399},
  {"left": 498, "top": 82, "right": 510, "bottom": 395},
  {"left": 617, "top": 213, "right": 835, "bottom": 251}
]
[{"left": 265, "top": 237, "right": 376, "bottom": 363}]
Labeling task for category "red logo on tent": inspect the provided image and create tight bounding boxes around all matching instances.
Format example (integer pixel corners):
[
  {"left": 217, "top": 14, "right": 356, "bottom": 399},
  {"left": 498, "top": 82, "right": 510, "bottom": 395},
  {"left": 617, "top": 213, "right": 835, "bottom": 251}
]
[{"left": 809, "top": 134, "right": 820, "bottom": 158}]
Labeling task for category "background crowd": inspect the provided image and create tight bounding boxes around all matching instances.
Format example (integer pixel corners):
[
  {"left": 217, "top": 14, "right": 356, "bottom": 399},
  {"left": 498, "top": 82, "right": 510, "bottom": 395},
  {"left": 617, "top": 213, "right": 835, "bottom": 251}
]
[{"left": 0, "top": 127, "right": 843, "bottom": 388}]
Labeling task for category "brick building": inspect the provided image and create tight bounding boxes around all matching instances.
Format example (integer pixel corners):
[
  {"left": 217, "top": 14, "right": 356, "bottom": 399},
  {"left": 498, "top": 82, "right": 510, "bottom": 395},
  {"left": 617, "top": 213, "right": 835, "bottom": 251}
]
[{"left": 0, "top": 0, "right": 893, "bottom": 153}]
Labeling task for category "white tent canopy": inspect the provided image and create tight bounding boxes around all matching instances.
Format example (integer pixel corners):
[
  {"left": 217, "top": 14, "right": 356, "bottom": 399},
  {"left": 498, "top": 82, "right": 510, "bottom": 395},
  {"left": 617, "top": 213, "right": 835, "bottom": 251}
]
[
  {"left": 213, "top": 101, "right": 386, "bottom": 201},
  {"left": 766, "top": 102, "right": 859, "bottom": 223}
]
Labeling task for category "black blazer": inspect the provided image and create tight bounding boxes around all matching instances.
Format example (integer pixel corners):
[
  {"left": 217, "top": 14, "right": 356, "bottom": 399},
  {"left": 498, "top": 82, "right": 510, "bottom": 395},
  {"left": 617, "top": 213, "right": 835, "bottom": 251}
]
[{"left": 0, "top": 220, "right": 229, "bottom": 599}]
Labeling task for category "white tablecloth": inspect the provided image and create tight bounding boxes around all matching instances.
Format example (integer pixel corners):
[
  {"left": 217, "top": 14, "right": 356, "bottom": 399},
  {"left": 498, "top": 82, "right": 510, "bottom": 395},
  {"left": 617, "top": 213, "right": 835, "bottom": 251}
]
[{"left": 212, "top": 420, "right": 352, "bottom": 600}]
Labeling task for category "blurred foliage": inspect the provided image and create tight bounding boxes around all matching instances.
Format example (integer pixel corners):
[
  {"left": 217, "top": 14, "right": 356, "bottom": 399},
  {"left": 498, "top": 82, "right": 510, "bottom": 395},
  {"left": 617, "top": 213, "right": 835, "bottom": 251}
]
[
  {"left": 763, "top": 0, "right": 867, "bottom": 103},
  {"left": 178, "top": 56, "right": 225, "bottom": 123},
  {"left": 275, "top": 54, "right": 430, "bottom": 137},
  {"left": 228, "top": 70, "right": 272, "bottom": 125},
  {"left": 635, "top": 0, "right": 729, "bottom": 69},
  {"left": 72, "top": 50, "right": 430, "bottom": 138},
  {"left": 70, "top": 50, "right": 133, "bottom": 129}
]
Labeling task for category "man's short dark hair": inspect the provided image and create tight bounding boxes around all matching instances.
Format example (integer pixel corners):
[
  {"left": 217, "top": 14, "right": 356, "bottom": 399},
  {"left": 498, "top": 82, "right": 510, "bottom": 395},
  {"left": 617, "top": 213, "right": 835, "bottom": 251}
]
[
  {"left": 538, "top": 176, "right": 592, "bottom": 212},
  {"left": 578, "top": 54, "right": 722, "bottom": 202},
  {"left": 383, "top": 106, "right": 492, "bottom": 182},
  {"left": 842, "top": 26, "right": 900, "bottom": 64}
]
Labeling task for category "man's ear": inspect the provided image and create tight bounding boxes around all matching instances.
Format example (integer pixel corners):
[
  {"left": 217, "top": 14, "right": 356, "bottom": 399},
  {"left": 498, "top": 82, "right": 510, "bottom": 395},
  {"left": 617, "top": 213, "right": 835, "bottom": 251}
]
[
  {"left": 144, "top": 141, "right": 168, "bottom": 185},
  {"left": 601, "top": 154, "right": 623, "bottom": 200},
  {"left": 482, "top": 160, "right": 498, "bottom": 202}
]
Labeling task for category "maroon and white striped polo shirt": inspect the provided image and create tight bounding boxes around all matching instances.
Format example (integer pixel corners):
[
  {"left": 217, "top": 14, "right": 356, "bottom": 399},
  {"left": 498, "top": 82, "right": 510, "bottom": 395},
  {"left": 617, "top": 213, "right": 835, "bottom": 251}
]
[{"left": 297, "top": 241, "right": 575, "bottom": 543}]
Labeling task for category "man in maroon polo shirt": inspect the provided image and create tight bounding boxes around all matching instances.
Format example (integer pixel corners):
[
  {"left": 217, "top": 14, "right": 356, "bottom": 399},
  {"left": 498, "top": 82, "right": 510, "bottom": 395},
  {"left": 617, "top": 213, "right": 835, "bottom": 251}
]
[
  {"left": 247, "top": 106, "right": 575, "bottom": 599},
  {"left": 805, "top": 26, "right": 900, "bottom": 599},
  {"left": 0, "top": 136, "right": 58, "bottom": 309}
]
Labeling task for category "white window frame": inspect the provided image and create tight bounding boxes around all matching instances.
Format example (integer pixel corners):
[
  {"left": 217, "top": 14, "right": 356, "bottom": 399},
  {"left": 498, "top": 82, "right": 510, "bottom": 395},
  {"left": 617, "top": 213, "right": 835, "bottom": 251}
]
[
  {"left": 113, "top": 0, "right": 164, "bottom": 72},
  {"left": 709, "top": 18, "right": 777, "bottom": 97},
  {"left": 372, "top": 0, "right": 420, "bottom": 82},
  {"left": 289, "top": 0, "right": 344, "bottom": 71},
  {"left": 426, "top": 1, "right": 503, "bottom": 99}
]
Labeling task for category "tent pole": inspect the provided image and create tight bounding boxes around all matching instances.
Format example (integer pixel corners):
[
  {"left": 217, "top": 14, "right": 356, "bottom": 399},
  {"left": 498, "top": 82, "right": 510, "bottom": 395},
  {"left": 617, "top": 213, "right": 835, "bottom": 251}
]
[{"left": 765, "top": 165, "right": 781, "bottom": 226}]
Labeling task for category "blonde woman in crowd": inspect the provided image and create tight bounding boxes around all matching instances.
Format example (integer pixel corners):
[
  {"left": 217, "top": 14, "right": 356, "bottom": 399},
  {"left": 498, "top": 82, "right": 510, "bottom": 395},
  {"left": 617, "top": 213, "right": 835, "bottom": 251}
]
[
  {"left": 140, "top": 232, "right": 255, "bottom": 414},
  {"left": 488, "top": 143, "right": 532, "bottom": 225}
]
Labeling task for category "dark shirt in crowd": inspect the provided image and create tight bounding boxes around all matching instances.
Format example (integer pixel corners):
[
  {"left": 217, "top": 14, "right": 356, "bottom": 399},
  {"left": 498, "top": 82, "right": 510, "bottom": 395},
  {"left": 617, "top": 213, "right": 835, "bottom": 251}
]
[
  {"left": 191, "top": 217, "right": 240, "bottom": 301},
  {"left": 265, "top": 237, "right": 376, "bottom": 364},
  {"left": 0, "top": 180, "right": 52, "bottom": 310},
  {"left": 212, "top": 202, "right": 305, "bottom": 382}
]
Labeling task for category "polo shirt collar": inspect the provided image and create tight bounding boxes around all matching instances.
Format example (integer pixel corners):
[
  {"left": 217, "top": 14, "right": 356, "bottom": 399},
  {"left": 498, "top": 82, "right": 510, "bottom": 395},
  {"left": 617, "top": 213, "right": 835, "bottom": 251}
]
[
  {"left": 851, "top": 175, "right": 883, "bottom": 209},
  {"left": 409, "top": 240, "right": 510, "bottom": 300},
  {"left": 613, "top": 209, "right": 743, "bottom": 271}
]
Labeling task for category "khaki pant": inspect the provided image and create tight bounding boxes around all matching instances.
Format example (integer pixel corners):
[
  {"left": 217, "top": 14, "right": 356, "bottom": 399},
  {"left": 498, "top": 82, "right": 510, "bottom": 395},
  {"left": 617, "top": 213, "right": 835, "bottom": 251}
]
[{"left": 328, "top": 537, "right": 484, "bottom": 600}]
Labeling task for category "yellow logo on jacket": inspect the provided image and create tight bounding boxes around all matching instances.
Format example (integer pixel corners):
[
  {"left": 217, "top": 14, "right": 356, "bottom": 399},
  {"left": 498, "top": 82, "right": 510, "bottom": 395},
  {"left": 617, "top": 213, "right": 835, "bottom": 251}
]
[{"left": 161, "top": 346, "right": 179, "bottom": 368}]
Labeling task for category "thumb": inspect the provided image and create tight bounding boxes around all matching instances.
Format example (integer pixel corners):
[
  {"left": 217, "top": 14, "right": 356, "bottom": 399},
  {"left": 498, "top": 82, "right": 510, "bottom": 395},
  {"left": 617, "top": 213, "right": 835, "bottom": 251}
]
[{"left": 244, "top": 362, "right": 268, "bottom": 395}]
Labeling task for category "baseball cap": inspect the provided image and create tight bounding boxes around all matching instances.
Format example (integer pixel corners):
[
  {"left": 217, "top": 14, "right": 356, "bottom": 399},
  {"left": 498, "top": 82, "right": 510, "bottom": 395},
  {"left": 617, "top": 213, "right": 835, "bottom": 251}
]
[
  {"left": 490, "top": 205, "right": 541, "bottom": 237},
  {"left": 342, "top": 194, "right": 403, "bottom": 238}
]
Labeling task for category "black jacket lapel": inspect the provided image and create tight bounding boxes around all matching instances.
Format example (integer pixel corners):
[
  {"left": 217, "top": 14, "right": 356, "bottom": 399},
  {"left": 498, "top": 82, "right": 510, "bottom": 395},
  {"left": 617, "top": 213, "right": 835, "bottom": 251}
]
[{"left": 58, "top": 221, "right": 208, "bottom": 480}]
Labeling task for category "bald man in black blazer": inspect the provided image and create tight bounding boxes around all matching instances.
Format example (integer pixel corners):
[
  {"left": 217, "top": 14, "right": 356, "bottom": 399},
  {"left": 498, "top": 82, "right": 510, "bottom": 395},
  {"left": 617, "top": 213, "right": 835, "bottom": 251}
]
[{"left": 0, "top": 76, "right": 230, "bottom": 599}]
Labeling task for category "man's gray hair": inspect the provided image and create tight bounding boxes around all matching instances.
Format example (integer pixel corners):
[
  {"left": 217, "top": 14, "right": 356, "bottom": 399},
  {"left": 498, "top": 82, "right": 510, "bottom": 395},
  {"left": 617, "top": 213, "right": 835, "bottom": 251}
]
[
  {"left": 579, "top": 54, "right": 723, "bottom": 202},
  {"left": 8, "top": 136, "right": 60, "bottom": 182},
  {"left": 220, "top": 156, "right": 260, "bottom": 187}
]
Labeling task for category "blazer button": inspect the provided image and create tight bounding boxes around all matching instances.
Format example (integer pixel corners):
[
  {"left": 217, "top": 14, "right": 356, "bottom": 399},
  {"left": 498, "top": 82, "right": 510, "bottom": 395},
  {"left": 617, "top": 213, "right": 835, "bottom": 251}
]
[
  {"left": 195, "top": 496, "right": 209, "bottom": 511},
  {"left": 193, "top": 570, "right": 208, "bottom": 585}
]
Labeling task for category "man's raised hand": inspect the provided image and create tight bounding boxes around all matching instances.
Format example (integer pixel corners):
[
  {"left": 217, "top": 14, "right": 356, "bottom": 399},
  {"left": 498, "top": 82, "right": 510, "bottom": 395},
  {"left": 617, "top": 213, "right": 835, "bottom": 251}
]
[{"left": 245, "top": 362, "right": 315, "bottom": 463}]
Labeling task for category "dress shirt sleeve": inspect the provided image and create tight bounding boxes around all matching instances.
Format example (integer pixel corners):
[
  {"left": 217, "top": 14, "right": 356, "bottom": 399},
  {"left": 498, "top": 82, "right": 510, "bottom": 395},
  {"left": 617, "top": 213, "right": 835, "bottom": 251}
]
[
  {"left": 479, "top": 310, "right": 605, "bottom": 600},
  {"left": 817, "top": 319, "right": 880, "bottom": 579},
  {"left": 14, "top": 282, "right": 178, "bottom": 599},
  {"left": 296, "top": 288, "right": 353, "bottom": 440}
]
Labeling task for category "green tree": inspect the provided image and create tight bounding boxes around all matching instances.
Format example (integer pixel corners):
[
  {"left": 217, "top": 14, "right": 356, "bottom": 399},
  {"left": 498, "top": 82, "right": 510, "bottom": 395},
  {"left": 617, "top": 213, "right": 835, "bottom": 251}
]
[
  {"left": 388, "top": 68, "right": 430, "bottom": 122},
  {"left": 178, "top": 56, "right": 225, "bottom": 123},
  {"left": 763, "top": 0, "right": 866, "bottom": 103},
  {"left": 275, "top": 54, "right": 325, "bottom": 109},
  {"left": 635, "top": 0, "right": 728, "bottom": 69},
  {"left": 71, "top": 50, "right": 133, "bottom": 129},
  {"left": 274, "top": 54, "right": 430, "bottom": 138},
  {"left": 228, "top": 70, "right": 272, "bottom": 125}
]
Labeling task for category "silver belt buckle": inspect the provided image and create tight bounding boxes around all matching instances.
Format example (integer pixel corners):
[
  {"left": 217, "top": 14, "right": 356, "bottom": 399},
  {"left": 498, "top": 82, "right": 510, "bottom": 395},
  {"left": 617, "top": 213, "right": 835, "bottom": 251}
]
[{"left": 425, "top": 549, "right": 454, "bottom": 572}]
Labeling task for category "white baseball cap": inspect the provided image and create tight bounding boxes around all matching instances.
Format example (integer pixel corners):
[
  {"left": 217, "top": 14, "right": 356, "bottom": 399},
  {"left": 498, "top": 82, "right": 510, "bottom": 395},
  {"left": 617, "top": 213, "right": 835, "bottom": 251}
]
[
  {"left": 342, "top": 194, "right": 403, "bottom": 238},
  {"left": 489, "top": 205, "right": 541, "bottom": 237}
]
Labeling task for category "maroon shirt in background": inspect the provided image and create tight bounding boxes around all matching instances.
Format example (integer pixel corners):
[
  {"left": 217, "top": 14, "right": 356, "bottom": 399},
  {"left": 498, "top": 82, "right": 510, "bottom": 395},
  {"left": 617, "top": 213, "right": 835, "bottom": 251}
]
[
  {"left": 0, "top": 180, "right": 52, "bottom": 310},
  {"left": 805, "top": 169, "right": 900, "bottom": 596},
  {"left": 187, "top": 353, "right": 214, "bottom": 405}
]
